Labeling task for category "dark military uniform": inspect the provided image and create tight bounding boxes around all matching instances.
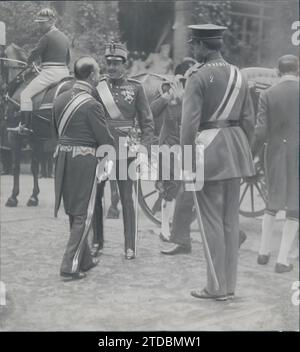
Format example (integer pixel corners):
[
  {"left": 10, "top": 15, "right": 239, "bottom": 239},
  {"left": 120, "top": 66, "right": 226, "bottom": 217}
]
[
  {"left": 150, "top": 94, "right": 181, "bottom": 201},
  {"left": 254, "top": 75, "right": 299, "bottom": 219},
  {"left": 53, "top": 80, "right": 114, "bottom": 275},
  {"left": 93, "top": 44, "right": 154, "bottom": 256},
  {"left": 181, "top": 25, "right": 255, "bottom": 297}
]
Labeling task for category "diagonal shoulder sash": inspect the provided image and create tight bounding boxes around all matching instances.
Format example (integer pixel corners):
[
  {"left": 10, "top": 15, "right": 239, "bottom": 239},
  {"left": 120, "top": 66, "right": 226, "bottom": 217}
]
[
  {"left": 196, "top": 65, "right": 243, "bottom": 149},
  {"left": 57, "top": 92, "right": 93, "bottom": 137},
  {"left": 96, "top": 80, "right": 124, "bottom": 120}
]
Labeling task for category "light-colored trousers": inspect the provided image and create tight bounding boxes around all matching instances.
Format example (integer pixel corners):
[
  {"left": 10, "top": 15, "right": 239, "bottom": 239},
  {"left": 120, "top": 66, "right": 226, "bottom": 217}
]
[
  {"left": 20, "top": 66, "right": 69, "bottom": 111},
  {"left": 196, "top": 178, "right": 241, "bottom": 296}
]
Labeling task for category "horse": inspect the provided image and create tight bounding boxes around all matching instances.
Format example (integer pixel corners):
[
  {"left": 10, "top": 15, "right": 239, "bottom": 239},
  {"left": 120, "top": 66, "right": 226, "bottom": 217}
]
[{"left": 2, "top": 43, "right": 74, "bottom": 207}]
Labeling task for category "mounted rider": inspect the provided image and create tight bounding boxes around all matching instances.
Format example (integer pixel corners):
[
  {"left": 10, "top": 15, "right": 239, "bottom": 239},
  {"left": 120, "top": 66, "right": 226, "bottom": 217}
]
[{"left": 19, "top": 8, "right": 70, "bottom": 131}]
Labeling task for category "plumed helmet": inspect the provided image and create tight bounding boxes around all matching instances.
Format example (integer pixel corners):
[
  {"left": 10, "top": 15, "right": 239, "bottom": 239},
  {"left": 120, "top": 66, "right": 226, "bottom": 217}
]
[{"left": 34, "top": 8, "right": 56, "bottom": 23}]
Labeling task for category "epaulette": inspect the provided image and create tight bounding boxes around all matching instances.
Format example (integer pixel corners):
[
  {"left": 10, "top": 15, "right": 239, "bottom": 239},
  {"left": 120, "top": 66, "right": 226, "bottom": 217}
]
[
  {"left": 185, "top": 62, "right": 205, "bottom": 78},
  {"left": 99, "top": 74, "right": 109, "bottom": 81},
  {"left": 127, "top": 77, "right": 142, "bottom": 85}
]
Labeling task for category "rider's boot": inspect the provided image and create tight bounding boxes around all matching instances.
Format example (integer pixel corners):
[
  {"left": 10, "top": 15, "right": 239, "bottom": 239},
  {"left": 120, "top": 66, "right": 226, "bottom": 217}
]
[{"left": 20, "top": 111, "right": 32, "bottom": 134}]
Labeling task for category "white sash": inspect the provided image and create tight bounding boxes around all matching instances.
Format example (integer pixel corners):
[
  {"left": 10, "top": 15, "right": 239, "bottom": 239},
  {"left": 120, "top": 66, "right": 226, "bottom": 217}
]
[
  {"left": 57, "top": 92, "right": 93, "bottom": 137},
  {"left": 96, "top": 80, "right": 124, "bottom": 120},
  {"left": 196, "top": 65, "right": 242, "bottom": 149}
]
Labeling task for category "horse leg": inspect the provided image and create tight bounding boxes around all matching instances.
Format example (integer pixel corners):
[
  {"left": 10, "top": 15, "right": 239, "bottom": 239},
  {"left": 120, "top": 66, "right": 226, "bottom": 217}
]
[
  {"left": 5, "top": 134, "right": 21, "bottom": 207},
  {"left": 27, "top": 138, "right": 40, "bottom": 206}
]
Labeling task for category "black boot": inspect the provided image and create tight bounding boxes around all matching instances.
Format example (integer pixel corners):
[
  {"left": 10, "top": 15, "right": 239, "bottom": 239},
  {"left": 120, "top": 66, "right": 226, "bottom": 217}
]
[{"left": 20, "top": 111, "right": 32, "bottom": 135}]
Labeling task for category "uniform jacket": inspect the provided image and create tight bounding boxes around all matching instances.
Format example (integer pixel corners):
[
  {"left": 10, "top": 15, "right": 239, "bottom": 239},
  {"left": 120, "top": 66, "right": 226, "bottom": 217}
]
[
  {"left": 28, "top": 26, "right": 70, "bottom": 65},
  {"left": 53, "top": 81, "right": 115, "bottom": 216},
  {"left": 254, "top": 75, "right": 299, "bottom": 211},
  {"left": 97, "top": 75, "right": 154, "bottom": 157},
  {"left": 181, "top": 52, "right": 255, "bottom": 181},
  {"left": 150, "top": 94, "right": 181, "bottom": 146}
]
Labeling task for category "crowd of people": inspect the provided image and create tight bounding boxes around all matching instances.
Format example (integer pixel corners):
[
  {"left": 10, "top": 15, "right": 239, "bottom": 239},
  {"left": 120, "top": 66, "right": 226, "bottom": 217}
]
[{"left": 1, "top": 8, "right": 299, "bottom": 301}]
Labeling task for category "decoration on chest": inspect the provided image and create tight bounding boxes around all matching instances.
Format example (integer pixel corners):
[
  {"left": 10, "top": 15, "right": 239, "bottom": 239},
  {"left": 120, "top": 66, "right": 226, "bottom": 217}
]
[{"left": 121, "top": 88, "right": 135, "bottom": 104}]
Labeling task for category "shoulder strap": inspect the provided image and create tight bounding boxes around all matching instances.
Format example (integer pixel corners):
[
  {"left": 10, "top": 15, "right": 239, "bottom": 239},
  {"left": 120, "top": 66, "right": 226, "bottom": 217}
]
[
  {"left": 217, "top": 66, "right": 242, "bottom": 121},
  {"left": 96, "top": 80, "right": 124, "bottom": 120},
  {"left": 208, "top": 65, "right": 242, "bottom": 121},
  {"left": 57, "top": 92, "right": 93, "bottom": 137}
]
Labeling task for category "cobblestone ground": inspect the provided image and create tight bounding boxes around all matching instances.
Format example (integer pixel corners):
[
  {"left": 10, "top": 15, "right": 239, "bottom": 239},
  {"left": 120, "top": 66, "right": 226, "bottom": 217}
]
[{"left": 0, "top": 174, "right": 299, "bottom": 331}]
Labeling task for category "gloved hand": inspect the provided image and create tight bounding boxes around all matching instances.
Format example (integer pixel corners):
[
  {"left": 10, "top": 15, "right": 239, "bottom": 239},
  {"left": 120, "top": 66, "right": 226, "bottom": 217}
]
[
  {"left": 136, "top": 152, "right": 149, "bottom": 179},
  {"left": 97, "top": 159, "right": 114, "bottom": 182}
]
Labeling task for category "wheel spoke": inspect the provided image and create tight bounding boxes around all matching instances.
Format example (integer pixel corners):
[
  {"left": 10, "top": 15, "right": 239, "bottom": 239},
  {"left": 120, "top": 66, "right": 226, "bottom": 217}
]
[
  {"left": 250, "top": 184, "right": 255, "bottom": 213},
  {"left": 255, "top": 182, "right": 267, "bottom": 203},
  {"left": 143, "top": 189, "right": 157, "bottom": 200},
  {"left": 239, "top": 183, "right": 249, "bottom": 206}
]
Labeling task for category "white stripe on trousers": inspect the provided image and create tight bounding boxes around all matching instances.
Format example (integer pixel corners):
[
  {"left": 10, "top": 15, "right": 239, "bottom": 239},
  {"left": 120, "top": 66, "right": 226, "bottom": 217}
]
[{"left": 71, "top": 164, "right": 99, "bottom": 273}]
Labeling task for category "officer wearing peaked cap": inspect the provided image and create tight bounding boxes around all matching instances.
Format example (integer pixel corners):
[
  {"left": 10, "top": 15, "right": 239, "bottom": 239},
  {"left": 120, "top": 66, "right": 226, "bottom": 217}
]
[
  {"left": 92, "top": 42, "right": 154, "bottom": 260},
  {"left": 181, "top": 24, "right": 255, "bottom": 300}
]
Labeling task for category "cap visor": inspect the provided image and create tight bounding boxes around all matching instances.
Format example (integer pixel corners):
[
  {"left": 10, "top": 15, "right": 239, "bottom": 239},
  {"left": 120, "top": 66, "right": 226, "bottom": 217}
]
[
  {"left": 34, "top": 18, "right": 49, "bottom": 22},
  {"left": 105, "top": 56, "right": 124, "bottom": 61}
]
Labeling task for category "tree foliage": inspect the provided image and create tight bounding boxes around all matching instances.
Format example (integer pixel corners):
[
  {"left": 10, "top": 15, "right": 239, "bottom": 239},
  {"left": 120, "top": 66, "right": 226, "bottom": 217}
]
[{"left": 0, "top": 1, "right": 120, "bottom": 68}]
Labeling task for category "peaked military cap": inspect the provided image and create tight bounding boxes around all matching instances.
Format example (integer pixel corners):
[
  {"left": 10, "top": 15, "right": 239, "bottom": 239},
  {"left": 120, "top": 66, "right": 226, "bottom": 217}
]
[
  {"left": 34, "top": 8, "right": 56, "bottom": 22},
  {"left": 188, "top": 24, "right": 227, "bottom": 43},
  {"left": 105, "top": 42, "right": 128, "bottom": 61}
]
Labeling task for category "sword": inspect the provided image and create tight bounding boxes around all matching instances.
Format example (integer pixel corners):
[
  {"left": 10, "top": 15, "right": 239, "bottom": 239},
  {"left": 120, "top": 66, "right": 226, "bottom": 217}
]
[
  {"left": 190, "top": 181, "right": 220, "bottom": 292},
  {"left": 134, "top": 161, "right": 140, "bottom": 257}
]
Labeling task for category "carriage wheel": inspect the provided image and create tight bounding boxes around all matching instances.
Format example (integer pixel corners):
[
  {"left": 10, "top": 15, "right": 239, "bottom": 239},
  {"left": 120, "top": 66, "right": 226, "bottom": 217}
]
[
  {"left": 134, "top": 179, "right": 162, "bottom": 225},
  {"left": 239, "top": 159, "right": 268, "bottom": 217}
]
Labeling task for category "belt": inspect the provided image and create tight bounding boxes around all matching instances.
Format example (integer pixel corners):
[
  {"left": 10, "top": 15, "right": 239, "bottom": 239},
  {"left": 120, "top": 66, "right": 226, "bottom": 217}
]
[
  {"left": 41, "top": 62, "right": 67, "bottom": 68},
  {"left": 199, "top": 120, "right": 240, "bottom": 130},
  {"left": 108, "top": 120, "right": 135, "bottom": 128},
  {"left": 54, "top": 144, "right": 96, "bottom": 158}
]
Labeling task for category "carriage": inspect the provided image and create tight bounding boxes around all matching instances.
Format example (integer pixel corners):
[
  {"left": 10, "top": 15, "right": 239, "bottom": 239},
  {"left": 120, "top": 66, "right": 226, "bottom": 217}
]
[{"left": 0, "top": 20, "right": 278, "bottom": 223}]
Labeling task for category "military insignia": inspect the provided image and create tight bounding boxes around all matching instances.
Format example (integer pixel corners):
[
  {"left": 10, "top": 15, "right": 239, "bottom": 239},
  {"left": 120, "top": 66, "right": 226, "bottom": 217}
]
[
  {"left": 109, "top": 43, "right": 116, "bottom": 54},
  {"left": 121, "top": 88, "right": 135, "bottom": 103}
]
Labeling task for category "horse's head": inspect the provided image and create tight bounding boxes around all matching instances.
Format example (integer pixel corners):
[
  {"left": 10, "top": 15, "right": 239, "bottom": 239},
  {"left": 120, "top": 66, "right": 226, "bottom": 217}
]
[
  {"left": 5, "top": 43, "right": 28, "bottom": 63},
  {"left": 4, "top": 43, "right": 28, "bottom": 82}
]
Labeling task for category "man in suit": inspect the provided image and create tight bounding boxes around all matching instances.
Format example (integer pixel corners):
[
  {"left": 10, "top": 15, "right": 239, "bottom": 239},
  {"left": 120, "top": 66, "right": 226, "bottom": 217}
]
[
  {"left": 254, "top": 55, "right": 299, "bottom": 273},
  {"left": 53, "top": 56, "right": 114, "bottom": 281},
  {"left": 92, "top": 43, "right": 154, "bottom": 259},
  {"left": 181, "top": 24, "right": 255, "bottom": 301}
]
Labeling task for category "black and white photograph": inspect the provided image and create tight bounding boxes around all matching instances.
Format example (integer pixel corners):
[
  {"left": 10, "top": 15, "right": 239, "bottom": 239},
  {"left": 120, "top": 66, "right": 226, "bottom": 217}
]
[{"left": 0, "top": 0, "right": 299, "bottom": 336}]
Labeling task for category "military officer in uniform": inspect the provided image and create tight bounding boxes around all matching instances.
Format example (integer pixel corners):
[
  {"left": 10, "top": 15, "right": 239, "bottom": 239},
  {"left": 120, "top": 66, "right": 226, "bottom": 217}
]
[
  {"left": 92, "top": 43, "right": 154, "bottom": 259},
  {"left": 53, "top": 56, "right": 115, "bottom": 281},
  {"left": 181, "top": 24, "right": 255, "bottom": 300},
  {"left": 20, "top": 8, "right": 70, "bottom": 131},
  {"left": 255, "top": 55, "right": 299, "bottom": 273}
]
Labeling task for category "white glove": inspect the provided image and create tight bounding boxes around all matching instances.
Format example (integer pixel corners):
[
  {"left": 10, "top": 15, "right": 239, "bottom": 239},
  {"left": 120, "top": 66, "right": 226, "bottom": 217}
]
[
  {"left": 97, "top": 159, "right": 114, "bottom": 182},
  {"left": 105, "top": 159, "right": 114, "bottom": 176},
  {"left": 136, "top": 153, "right": 149, "bottom": 179}
]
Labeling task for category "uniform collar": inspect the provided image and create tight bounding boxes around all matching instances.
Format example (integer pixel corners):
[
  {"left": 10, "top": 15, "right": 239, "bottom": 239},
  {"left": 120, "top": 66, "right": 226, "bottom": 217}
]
[
  {"left": 47, "top": 25, "right": 58, "bottom": 34},
  {"left": 109, "top": 75, "right": 126, "bottom": 86},
  {"left": 204, "top": 51, "right": 223, "bottom": 63},
  {"left": 279, "top": 74, "right": 299, "bottom": 83},
  {"left": 73, "top": 80, "right": 93, "bottom": 94}
]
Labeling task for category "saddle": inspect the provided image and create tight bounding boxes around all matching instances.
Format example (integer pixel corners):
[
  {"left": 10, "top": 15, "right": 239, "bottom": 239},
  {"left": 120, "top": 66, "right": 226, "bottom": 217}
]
[
  {"left": 30, "top": 76, "right": 74, "bottom": 139},
  {"left": 32, "top": 76, "right": 74, "bottom": 111}
]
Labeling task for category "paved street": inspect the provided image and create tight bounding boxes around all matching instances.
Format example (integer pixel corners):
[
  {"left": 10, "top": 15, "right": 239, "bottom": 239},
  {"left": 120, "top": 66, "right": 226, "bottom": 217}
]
[{"left": 0, "top": 174, "right": 299, "bottom": 331}]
